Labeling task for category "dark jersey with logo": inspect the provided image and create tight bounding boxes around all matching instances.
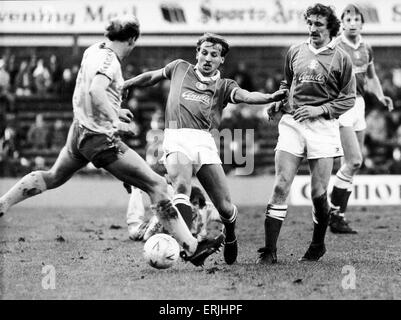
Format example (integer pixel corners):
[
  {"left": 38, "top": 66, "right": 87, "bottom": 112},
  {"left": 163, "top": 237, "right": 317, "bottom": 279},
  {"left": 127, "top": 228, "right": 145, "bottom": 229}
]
[
  {"left": 163, "top": 59, "right": 239, "bottom": 130},
  {"left": 283, "top": 40, "right": 356, "bottom": 119}
]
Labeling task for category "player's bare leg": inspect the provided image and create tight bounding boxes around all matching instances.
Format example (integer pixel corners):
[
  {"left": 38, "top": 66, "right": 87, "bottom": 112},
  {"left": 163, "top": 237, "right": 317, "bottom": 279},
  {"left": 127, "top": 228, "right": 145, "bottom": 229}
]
[
  {"left": 0, "top": 147, "right": 87, "bottom": 216},
  {"left": 330, "top": 127, "right": 364, "bottom": 234},
  {"left": 126, "top": 187, "right": 149, "bottom": 240},
  {"left": 258, "top": 151, "right": 302, "bottom": 264},
  {"left": 300, "top": 157, "right": 333, "bottom": 262},
  {"left": 197, "top": 164, "right": 238, "bottom": 264},
  {"left": 165, "top": 151, "right": 194, "bottom": 228}
]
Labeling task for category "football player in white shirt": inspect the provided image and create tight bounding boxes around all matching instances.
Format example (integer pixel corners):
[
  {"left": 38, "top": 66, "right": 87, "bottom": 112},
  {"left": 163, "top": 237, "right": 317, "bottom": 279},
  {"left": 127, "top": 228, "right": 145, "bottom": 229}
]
[{"left": 0, "top": 16, "right": 223, "bottom": 267}]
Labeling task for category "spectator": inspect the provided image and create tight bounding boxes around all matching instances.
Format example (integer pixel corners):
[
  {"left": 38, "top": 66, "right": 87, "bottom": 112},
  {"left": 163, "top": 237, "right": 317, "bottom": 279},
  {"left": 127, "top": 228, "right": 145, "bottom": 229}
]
[
  {"left": 123, "top": 63, "right": 136, "bottom": 79},
  {"left": 0, "top": 115, "right": 22, "bottom": 176},
  {"left": 389, "top": 124, "right": 401, "bottom": 174},
  {"left": 26, "top": 113, "right": 50, "bottom": 150},
  {"left": 48, "top": 54, "right": 63, "bottom": 95},
  {"left": 6, "top": 54, "right": 18, "bottom": 91},
  {"left": 33, "top": 58, "right": 51, "bottom": 95},
  {"left": 145, "top": 108, "right": 164, "bottom": 166},
  {"left": 229, "top": 62, "right": 254, "bottom": 91},
  {"left": 363, "top": 109, "right": 393, "bottom": 173},
  {"left": 49, "top": 119, "right": 68, "bottom": 151},
  {"left": 15, "top": 60, "right": 33, "bottom": 96},
  {"left": 60, "top": 68, "right": 75, "bottom": 98},
  {"left": 0, "top": 58, "right": 15, "bottom": 112}
]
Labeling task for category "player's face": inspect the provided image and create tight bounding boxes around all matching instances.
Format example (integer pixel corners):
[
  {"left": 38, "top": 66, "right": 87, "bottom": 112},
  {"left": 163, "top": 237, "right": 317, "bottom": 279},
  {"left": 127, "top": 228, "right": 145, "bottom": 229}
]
[
  {"left": 307, "top": 15, "right": 331, "bottom": 49},
  {"left": 196, "top": 41, "right": 225, "bottom": 77},
  {"left": 342, "top": 13, "right": 363, "bottom": 38}
]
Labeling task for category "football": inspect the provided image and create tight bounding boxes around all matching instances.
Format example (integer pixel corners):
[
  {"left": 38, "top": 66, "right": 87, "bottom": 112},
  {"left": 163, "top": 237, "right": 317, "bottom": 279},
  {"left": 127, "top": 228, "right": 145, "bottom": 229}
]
[{"left": 143, "top": 233, "right": 180, "bottom": 269}]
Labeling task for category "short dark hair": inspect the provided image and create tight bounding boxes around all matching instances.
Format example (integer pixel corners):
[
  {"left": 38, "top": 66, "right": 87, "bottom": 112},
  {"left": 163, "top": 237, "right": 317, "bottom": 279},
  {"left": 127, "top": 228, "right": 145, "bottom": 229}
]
[
  {"left": 190, "top": 186, "right": 206, "bottom": 209},
  {"left": 196, "top": 32, "right": 230, "bottom": 57},
  {"left": 105, "top": 15, "right": 140, "bottom": 42},
  {"left": 304, "top": 3, "right": 341, "bottom": 38},
  {"left": 341, "top": 4, "right": 365, "bottom": 24}
]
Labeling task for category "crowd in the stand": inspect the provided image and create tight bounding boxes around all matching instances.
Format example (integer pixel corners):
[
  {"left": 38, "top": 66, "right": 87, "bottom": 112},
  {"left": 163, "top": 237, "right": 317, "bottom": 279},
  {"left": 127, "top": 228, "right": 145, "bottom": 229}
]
[{"left": 2, "top": 52, "right": 401, "bottom": 176}]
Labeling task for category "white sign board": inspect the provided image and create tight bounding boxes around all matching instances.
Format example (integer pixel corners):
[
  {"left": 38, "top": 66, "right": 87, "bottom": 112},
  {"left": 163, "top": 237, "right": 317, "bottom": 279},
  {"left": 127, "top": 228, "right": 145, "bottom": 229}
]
[
  {"left": 290, "top": 175, "right": 401, "bottom": 206},
  {"left": 0, "top": 0, "right": 401, "bottom": 34}
]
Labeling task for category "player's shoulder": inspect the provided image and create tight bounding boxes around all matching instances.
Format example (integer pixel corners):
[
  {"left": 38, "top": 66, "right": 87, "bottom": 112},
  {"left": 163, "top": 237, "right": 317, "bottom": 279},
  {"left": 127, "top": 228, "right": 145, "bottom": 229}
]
[
  {"left": 86, "top": 42, "right": 118, "bottom": 63},
  {"left": 285, "top": 41, "right": 306, "bottom": 59},
  {"left": 333, "top": 43, "right": 353, "bottom": 62},
  {"left": 360, "top": 37, "right": 373, "bottom": 51},
  {"left": 288, "top": 41, "right": 305, "bottom": 53},
  {"left": 167, "top": 58, "right": 191, "bottom": 68}
]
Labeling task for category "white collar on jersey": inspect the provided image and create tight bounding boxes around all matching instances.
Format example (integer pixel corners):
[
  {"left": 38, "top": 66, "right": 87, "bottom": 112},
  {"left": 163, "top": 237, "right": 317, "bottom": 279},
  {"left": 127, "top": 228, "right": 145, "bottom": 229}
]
[
  {"left": 306, "top": 38, "right": 336, "bottom": 54},
  {"left": 194, "top": 65, "right": 221, "bottom": 82},
  {"left": 340, "top": 32, "right": 363, "bottom": 50}
]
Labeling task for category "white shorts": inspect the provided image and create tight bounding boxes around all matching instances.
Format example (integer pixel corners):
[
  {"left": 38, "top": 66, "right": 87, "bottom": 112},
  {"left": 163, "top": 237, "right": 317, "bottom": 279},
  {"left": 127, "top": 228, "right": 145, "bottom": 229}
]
[
  {"left": 162, "top": 128, "right": 222, "bottom": 173},
  {"left": 338, "top": 96, "right": 366, "bottom": 131},
  {"left": 275, "top": 114, "right": 343, "bottom": 159}
]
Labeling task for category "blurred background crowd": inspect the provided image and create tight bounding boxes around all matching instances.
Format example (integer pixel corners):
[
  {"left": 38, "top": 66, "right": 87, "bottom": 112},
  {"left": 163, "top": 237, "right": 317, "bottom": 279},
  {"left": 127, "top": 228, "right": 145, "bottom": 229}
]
[{"left": 1, "top": 46, "right": 401, "bottom": 177}]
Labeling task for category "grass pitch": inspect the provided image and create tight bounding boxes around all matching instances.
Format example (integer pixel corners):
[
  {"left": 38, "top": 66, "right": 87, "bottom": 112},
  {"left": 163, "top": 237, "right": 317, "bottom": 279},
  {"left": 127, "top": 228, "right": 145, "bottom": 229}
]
[{"left": 0, "top": 204, "right": 400, "bottom": 300}]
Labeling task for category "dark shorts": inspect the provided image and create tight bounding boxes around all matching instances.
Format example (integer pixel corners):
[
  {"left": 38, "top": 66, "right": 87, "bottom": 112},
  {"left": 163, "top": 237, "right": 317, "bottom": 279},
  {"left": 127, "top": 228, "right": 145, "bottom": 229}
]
[{"left": 66, "top": 121, "right": 129, "bottom": 168}]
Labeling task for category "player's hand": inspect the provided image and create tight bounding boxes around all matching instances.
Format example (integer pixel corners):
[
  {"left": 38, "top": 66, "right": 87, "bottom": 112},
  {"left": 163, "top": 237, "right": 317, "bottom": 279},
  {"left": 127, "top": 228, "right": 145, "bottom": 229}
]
[
  {"left": 118, "top": 109, "right": 134, "bottom": 122},
  {"left": 381, "top": 96, "right": 394, "bottom": 112},
  {"left": 116, "top": 121, "right": 138, "bottom": 136},
  {"left": 265, "top": 101, "right": 283, "bottom": 121},
  {"left": 293, "top": 105, "right": 324, "bottom": 122},
  {"left": 270, "top": 89, "right": 288, "bottom": 102}
]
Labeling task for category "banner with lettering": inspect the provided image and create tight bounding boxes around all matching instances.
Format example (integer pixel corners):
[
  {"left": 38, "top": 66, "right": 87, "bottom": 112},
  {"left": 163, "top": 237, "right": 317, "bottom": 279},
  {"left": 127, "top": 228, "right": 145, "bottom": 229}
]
[
  {"left": 1, "top": 0, "right": 401, "bottom": 34},
  {"left": 289, "top": 175, "right": 401, "bottom": 205}
]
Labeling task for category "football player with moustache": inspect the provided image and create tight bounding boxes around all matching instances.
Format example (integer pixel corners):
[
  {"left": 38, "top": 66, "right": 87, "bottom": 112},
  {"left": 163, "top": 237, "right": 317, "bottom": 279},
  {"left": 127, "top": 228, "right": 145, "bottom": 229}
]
[
  {"left": 259, "top": 4, "right": 356, "bottom": 264},
  {"left": 124, "top": 32, "right": 287, "bottom": 265},
  {"left": 328, "top": 4, "right": 394, "bottom": 234}
]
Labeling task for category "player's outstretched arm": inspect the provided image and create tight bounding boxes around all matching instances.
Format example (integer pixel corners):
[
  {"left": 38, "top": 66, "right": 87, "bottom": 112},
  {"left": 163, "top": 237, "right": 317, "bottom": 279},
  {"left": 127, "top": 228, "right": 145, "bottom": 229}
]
[
  {"left": 233, "top": 88, "right": 288, "bottom": 105},
  {"left": 366, "top": 62, "right": 394, "bottom": 111},
  {"left": 123, "top": 68, "right": 165, "bottom": 89}
]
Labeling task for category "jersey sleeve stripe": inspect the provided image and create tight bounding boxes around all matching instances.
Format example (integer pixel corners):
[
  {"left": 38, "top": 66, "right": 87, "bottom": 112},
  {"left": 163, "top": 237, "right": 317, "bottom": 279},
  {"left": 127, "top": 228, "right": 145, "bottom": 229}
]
[
  {"left": 95, "top": 71, "right": 113, "bottom": 81},
  {"left": 230, "top": 87, "right": 239, "bottom": 104}
]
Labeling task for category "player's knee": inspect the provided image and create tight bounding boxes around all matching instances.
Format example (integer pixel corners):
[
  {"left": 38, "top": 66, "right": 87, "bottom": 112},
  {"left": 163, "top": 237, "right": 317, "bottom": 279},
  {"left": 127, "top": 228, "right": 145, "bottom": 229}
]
[
  {"left": 348, "top": 156, "right": 363, "bottom": 172},
  {"left": 149, "top": 175, "right": 169, "bottom": 197},
  {"left": 41, "top": 170, "right": 64, "bottom": 189},
  {"left": 272, "top": 179, "right": 291, "bottom": 200}
]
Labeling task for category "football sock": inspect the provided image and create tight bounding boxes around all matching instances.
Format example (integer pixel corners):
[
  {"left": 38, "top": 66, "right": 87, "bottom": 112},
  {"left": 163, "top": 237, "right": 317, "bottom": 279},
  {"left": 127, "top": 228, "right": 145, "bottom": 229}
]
[
  {"left": 264, "top": 204, "right": 287, "bottom": 252},
  {"left": 219, "top": 205, "right": 238, "bottom": 243},
  {"left": 331, "top": 168, "right": 353, "bottom": 215},
  {"left": 126, "top": 187, "right": 146, "bottom": 225},
  {"left": 0, "top": 171, "right": 47, "bottom": 214},
  {"left": 340, "top": 188, "right": 353, "bottom": 218},
  {"left": 311, "top": 192, "right": 330, "bottom": 245},
  {"left": 173, "top": 193, "right": 193, "bottom": 229},
  {"left": 154, "top": 200, "right": 198, "bottom": 256}
]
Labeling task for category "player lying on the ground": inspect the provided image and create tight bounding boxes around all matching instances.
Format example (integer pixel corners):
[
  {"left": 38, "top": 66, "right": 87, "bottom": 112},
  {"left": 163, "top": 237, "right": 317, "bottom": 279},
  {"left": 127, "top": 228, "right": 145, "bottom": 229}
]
[
  {"left": 127, "top": 184, "right": 223, "bottom": 242},
  {"left": 0, "top": 15, "right": 224, "bottom": 267},
  {"left": 258, "top": 4, "right": 356, "bottom": 264},
  {"left": 328, "top": 4, "right": 394, "bottom": 234},
  {"left": 124, "top": 32, "right": 287, "bottom": 265}
]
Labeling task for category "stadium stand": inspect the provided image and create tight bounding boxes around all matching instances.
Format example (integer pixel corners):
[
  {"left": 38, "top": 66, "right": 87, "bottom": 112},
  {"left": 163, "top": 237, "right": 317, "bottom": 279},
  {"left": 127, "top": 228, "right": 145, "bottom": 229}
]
[{"left": 1, "top": 45, "right": 401, "bottom": 176}]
